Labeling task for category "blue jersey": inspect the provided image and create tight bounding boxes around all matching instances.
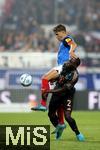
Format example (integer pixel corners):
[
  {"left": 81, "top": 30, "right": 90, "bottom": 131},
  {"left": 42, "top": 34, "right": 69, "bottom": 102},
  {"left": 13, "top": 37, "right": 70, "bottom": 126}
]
[{"left": 57, "top": 35, "right": 74, "bottom": 65}]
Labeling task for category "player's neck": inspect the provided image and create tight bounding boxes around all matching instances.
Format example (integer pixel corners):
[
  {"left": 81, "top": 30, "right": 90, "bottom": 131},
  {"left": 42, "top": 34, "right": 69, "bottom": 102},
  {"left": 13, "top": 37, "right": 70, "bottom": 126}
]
[{"left": 62, "top": 33, "right": 68, "bottom": 40}]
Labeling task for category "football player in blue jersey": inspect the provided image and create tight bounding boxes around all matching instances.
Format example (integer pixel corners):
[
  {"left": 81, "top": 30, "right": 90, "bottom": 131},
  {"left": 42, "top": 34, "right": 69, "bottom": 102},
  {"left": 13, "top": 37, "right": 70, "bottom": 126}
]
[{"left": 31, "top": 24, "right": 78, "bottom": 117}]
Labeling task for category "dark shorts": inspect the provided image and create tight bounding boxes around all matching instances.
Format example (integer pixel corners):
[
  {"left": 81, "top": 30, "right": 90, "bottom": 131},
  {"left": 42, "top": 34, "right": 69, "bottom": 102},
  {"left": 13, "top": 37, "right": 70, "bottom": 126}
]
[{"left": 48, "top": 88, "right": 75, "bottom": 114}]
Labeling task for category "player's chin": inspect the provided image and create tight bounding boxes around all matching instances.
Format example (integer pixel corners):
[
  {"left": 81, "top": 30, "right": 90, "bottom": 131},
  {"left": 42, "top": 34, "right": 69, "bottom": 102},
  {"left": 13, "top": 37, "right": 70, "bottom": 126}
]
[{"left": 58, "top": 38, "right": 62, "bottom": 41}]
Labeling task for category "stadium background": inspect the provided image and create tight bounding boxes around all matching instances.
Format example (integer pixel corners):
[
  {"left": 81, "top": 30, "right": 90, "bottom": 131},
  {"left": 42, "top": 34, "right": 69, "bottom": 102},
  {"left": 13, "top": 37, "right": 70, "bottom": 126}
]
[{"left": 0, "top": 0, "right": 100, "bottom": 150}]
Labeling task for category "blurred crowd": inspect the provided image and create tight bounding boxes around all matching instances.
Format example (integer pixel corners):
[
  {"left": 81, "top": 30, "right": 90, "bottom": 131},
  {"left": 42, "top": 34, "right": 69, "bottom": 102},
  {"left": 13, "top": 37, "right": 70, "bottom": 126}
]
[{"left": 0, "top": 0, "right": 99, "bottom": 52}]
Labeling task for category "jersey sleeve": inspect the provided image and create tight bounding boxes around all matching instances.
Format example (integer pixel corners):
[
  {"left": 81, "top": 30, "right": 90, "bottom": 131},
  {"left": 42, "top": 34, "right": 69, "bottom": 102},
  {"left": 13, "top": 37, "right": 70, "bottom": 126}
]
[
  {"left": 63, "top": 37, "right": 73, "bottom": 47},
  {"left": 65, "top": 38, "right": 72, "bottom": 43}
]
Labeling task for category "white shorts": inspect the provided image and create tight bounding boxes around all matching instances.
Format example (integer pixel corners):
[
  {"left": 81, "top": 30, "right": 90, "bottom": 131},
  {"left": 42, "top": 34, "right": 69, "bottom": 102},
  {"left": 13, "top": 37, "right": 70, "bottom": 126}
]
[
  {"left": 53, "top": 65, "right": 63, "bottom": 74},
  {"left": 49, "top": 65, "right": 63, "bottom": 89}
]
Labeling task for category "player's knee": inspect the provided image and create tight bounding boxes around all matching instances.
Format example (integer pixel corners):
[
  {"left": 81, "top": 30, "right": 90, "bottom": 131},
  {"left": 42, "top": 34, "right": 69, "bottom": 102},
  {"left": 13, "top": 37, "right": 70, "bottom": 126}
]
[{"left": 65, "top": 112, "right": 72, "bottom": 122}]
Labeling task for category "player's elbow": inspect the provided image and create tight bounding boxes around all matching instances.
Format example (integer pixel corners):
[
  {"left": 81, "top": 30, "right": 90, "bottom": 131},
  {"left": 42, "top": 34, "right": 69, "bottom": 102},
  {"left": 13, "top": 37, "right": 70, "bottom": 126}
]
[
  {"left": 70, "top": 43, "right": 77, "bottom": 51},
  {"left": 74, "top": 43, "right": 77, "bottom": 49}
]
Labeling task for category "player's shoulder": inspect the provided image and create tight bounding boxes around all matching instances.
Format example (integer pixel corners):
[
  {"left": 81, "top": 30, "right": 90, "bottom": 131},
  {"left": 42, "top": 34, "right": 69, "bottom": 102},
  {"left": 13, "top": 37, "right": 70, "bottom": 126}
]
[
  {"left": 63, "top": 35, "right": 74, "bottom": 45},
  {"left": 64, "top": 35, "right": 73, "bottom": 43}
]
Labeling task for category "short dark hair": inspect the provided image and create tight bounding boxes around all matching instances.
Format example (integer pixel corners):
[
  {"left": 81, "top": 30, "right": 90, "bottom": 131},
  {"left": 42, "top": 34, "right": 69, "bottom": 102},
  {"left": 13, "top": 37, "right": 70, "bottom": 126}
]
[
  {"left": 70, "top": 57, "right": 81, "bottom": 68},
  {"left": 53, "top": 24, "right": 66, "bottom": 33},
  {"left": 61, "top": 58, "right": 81, "bottom": 75},
  {"left": 61, "top": 62, "right": 75, "bottom": 76}
]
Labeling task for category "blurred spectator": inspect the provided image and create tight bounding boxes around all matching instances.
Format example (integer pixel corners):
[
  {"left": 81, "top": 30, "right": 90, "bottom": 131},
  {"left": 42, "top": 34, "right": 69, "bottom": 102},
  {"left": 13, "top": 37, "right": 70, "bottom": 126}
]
[{"left": 0, "top": 0, "right": 99, "bottom": 52}]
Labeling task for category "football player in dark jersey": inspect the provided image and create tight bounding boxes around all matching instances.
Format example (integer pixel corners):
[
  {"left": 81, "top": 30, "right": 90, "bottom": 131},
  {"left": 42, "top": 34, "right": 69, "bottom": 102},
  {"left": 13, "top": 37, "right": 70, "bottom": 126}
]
[{"left": 47, "top": 58, "right": 85, "bottom": 141}]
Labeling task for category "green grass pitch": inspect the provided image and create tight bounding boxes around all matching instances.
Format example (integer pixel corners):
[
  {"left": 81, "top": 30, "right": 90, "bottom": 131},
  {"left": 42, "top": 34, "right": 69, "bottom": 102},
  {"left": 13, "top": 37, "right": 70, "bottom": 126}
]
[{"left": 0, "top": 111, "right": 100, "bottom": 150}]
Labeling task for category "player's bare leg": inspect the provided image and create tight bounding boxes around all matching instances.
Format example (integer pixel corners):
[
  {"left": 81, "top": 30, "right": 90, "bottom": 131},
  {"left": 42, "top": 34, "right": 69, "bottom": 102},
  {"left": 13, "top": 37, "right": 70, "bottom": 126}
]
[
  {"left": 31, "top": 69, "right": 59, "bottom": 111},
  {"left": 64, "top": 110, "right": 85, "bottom": 141},
  {"left": 41, "top": 69, "right": 59, "bottom": 105},
  {"left": 51, "top": 106, "right": 66, "bottom": 134}
]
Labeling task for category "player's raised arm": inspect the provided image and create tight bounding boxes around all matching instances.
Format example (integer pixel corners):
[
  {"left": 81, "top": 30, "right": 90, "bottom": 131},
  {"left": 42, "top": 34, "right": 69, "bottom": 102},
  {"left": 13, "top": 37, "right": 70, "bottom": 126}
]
[
  {"left": 69, "top": 40, "right": 77, "bottom": 58},
  {"left": 63, "top": 36, "right": 78, "bottom": 59}
]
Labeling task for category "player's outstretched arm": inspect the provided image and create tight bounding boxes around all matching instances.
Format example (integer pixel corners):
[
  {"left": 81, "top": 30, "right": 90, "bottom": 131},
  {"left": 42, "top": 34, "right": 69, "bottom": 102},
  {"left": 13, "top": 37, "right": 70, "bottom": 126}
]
[
  {"left": 64, "top": 36, "right": 78, "bottom": 59},
  {"left": 69, "top": 41, "right": 77, "bottom": 58}
]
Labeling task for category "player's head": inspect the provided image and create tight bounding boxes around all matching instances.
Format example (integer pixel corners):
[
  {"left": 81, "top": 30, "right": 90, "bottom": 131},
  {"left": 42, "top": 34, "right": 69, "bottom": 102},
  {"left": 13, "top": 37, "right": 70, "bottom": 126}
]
[
  {"left": 61, "top": 61, "right": 76, "bottom": 76},
  {"left": 61, "top": 58, "right": 80, "bottom": 76},
  {"left": 53, "top": 24, "right": 68, "bottom": 41},
  {"left": 69, "top": 57, "right": 81, "bottom": 68}
]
